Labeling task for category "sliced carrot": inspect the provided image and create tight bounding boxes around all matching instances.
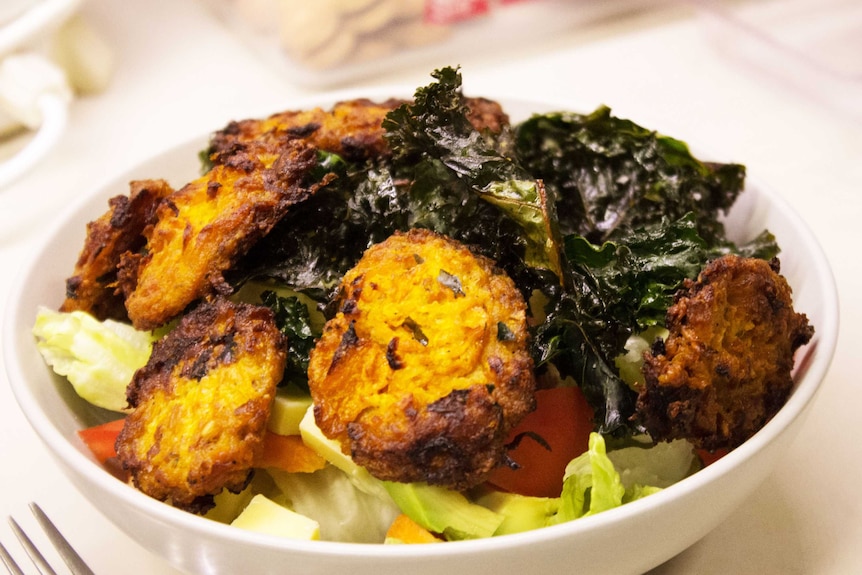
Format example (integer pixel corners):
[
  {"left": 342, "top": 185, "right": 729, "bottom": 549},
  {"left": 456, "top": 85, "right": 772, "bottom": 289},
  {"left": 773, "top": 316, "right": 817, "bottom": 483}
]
[
  {"left": 77, "top": 418, "right": 125, "bottom": 464},
  {"left": 259, "top": 431, "right": 326, "bottom": 473},
  {"left": 486, "top": 386, "right": 594, "bottom": 498},
  {"left": 385, "top": 514, "right": 444, "bottom": 544}
]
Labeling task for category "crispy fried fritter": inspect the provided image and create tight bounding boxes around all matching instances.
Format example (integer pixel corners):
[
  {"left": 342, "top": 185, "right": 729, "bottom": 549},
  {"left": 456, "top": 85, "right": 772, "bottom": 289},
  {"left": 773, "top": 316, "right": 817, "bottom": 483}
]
[
  {"left": 118, "top": 139, "right": 321, "bottom": 331},
  {"left": 207, "top": 97, "right": 509, "bottom": 166},
  {"left": 116, "top": 297, "right": 286, "bottom": 513},
  {"left": 308, "top": 228, "right": 535, "bottom": 491},
  {"left": 60, "top": 179, "right": 173, "bottom": 322},
  {"left": 208, "top": 98, "right": 405, "bottom": 164},
  {"left": 463, "top": 97, "right": 509, "bottom": 135},
  {"left": 636, "top": 255, "right": 814, "bottom": 450}
]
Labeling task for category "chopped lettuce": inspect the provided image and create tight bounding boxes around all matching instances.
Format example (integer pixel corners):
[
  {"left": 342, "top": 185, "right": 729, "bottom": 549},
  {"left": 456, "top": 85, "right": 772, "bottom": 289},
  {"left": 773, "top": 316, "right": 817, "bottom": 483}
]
[
  {"left": 607, "top": 437, "right": 699, "bottom": 490},
  {"left": 32, "top": 307, "right": 155, "bottom": 412},
  {"left": 553, "top": 432, "right": 625, "bottom": 522},
  {"left": 551, "top": 433, "right": 662, "bottom": 525},
  {"left": 267, "top": 466, "right": 400, "bottom": 544},
  {"left": 384, "top": 481, "right": 503, "bottom": 541},
  {"left": 474, "top": 489, "right": 560, "bottom": 536},
  {"left": 298, "top": 404, "right": 502, "bottom": 541},
  {"left": 614, "top": 326, "right": 670, "bottom": 390}
]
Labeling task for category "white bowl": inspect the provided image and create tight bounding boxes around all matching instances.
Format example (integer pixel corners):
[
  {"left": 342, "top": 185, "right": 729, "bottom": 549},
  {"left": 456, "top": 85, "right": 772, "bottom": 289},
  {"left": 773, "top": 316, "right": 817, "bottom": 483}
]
[{"left": 3, "top": 95, "right": 839, "bottom": 575}]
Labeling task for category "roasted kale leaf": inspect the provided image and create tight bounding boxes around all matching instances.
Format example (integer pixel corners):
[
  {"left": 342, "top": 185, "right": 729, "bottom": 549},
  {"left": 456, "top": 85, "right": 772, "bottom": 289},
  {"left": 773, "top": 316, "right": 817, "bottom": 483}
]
[
  {"left": 260, "top": 290, "right": 319, "bottom": 391},
  {"left": 383, "top": 66, "right": 564, "bottom": 279},
  {"left": 514, "top": 107, "right": 747, "bottom": 246}
]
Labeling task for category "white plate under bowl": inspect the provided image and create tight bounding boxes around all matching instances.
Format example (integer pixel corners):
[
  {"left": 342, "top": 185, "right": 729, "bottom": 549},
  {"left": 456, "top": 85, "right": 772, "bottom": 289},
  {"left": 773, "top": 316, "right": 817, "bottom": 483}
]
[{"left": 3, "top": 93, "right": 839, "bottom": 575}]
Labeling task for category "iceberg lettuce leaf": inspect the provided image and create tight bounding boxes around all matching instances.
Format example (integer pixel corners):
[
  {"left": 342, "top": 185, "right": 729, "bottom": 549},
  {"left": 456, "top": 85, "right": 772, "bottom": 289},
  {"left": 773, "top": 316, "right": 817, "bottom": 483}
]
[
  {"left": 32, "top": 307, "right": 155, "bottom": 412},
  {"left": 552, "top": 433, "right": 664, "bottom": 525}
]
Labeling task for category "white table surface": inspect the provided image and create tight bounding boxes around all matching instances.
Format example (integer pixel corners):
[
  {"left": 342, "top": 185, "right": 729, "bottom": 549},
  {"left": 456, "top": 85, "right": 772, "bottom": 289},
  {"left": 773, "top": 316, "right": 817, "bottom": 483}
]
[{"left": 1, "top": 0, "right": 859, "bottom": 573}]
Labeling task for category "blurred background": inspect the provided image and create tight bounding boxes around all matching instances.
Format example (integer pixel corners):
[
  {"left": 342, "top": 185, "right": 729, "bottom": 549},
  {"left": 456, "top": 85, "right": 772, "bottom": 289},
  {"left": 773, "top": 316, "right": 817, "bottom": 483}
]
[
  {"left": 2, "top": 0, "right": 860, "bottom": 188},
  {"left": 1, "top": 0, "right": 859, "bottom": 205},
  {"left": 0, "top": 0, "right": 859, "bottom": 573}
]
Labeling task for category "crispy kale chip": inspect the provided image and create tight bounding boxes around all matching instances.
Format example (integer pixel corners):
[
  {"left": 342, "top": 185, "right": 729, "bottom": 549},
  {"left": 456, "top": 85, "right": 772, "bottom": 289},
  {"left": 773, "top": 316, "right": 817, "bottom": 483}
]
[
  {"left": 514, "top": 107, "right": 746, "bottom": 245},
  {"left": 383, "top": 66, "right": 564, "bottom": 279},
  {"left": 384, "top": 66, "right": 520, "bottom": 186},
  {"left": 260, "top": 290, "right": 319, "bottom": 391}
]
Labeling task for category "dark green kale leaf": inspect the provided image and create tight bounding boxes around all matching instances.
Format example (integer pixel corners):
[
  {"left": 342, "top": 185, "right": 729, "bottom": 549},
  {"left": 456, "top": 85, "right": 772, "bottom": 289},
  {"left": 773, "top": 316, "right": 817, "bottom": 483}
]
[
  {"left": 475, "top": 179, "right": 566, "bottom": 282},
  {"left": 514, "top": 106, "right": 746, "bottom": 246},
  {"left": 227, "top": 152, "right": 407, "bottom": 302},
  {"left": 383, "top": 66, "right": 520, "bottom": 187},
  {"left": 260, "top": 290, "right": 319, "bottom": 392},
  {"left": 563, "top": 212, "right": 779, "bottom": 353},
  {"left": 532, "top": 302, "right": 638, "bottom": 436},
  {"left": 384, "top": 66, "right": 565, "bottom": 280},
  {"left": 712, "top": 228, "right": 780, "bottom": 261},
  {"left": 565, "top": 213, "right": 710, "bottom": 346},
  {"left": 533, "top": 215, "right": 714, "bottom": 435}
]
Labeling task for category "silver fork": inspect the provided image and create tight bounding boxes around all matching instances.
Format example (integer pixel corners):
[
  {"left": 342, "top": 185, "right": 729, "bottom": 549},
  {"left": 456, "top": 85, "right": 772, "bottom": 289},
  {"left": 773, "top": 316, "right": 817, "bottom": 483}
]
[{"left": 0, "top": 503, "right": 94, "bottom": 575}]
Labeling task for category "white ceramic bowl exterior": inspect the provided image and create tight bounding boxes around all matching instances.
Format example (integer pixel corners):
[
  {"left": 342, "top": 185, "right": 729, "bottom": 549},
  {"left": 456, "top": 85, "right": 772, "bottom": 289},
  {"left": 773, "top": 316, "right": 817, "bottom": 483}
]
[{"left": 3, "top": 96, "right": 839, "bottom": 575}]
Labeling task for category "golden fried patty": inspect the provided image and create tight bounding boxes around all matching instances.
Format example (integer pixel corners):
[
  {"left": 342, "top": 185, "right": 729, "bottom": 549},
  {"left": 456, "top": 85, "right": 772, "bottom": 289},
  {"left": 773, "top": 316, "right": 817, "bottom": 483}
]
[
  {"left": 308, "top": 228, "right": 535, "bottom": 491},
  {"left": 207, "top": 96, "right": 509, "bottom": 166},
  {"left": 463, "top": 96, "right": 510, "bottom": 135},
  {"left": 208, "top": 98, "right": 405, "bottom": 164},
  {"left": 636, "top": 255, "right": 814, "bottom": 450},
  {"left": 118, "top": 139, "right": 320, "bottom": 331},
  {"left": 116, "top": 297, "right": 286, "bottom": 513},
  {"left": 61, "top": 179, "right": 174, "bottom": 322}
]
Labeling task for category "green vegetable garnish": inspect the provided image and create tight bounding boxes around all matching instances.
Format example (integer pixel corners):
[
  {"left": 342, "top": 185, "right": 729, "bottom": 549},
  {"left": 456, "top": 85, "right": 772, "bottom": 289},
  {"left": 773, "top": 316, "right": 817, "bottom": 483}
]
[
  {"left": 32, "top": 307, "right": 155, "bottom": 412},
  {"left": 260, "top": 291, "right": 320, "bottom": 392}
]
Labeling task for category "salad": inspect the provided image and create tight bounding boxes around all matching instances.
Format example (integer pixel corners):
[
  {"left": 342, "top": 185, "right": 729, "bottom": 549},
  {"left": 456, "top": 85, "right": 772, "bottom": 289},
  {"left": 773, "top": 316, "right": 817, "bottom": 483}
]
[{"left": 32, "top": 67, "right": 812, "bottom": 544}]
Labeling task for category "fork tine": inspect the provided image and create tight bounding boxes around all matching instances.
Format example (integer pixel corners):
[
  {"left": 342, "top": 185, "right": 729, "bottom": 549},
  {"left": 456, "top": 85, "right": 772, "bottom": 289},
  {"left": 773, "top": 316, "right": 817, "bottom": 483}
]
[
  {"left": 29, "top": 504, "right": 95, "bottom": 575},
  {"left": 0, "top": 538, "right": 26, "bottom": 575},
  {"left": 8, "top": 516, "right": 58, "bottom": 575}
]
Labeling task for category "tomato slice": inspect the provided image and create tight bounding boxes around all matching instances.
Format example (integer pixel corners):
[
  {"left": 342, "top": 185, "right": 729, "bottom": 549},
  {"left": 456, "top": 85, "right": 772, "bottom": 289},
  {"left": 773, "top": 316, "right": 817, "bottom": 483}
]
[
  {"left": 697, "top": 447, "right": 729, "bottom": 467},
  {"left": 77, "top": 418, "right": 125, "bottom": 464},
  {"left": 486, "top": 386, "right": 594, "bottom": 498}
]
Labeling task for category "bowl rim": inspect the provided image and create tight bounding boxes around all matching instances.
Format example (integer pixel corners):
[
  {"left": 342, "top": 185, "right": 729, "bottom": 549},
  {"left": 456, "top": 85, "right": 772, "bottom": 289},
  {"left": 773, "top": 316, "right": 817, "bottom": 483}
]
[{"left": 2, "top": 88, "right": 841, "bottom": 561}]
